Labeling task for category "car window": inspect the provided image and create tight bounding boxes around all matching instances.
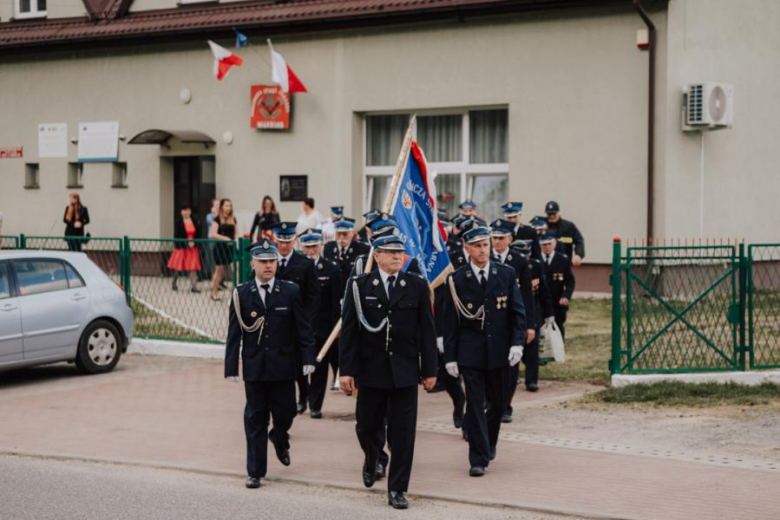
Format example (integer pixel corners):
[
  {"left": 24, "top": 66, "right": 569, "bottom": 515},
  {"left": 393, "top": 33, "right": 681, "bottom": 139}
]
[
  {"left": 13, "top": 260, "right": 69, "bottom": 296},
  {"left": 0, "top": 263, "right": 10, "bottom": 299},
  {"left": 65, "top": 262, "right": 86, "bottom": 288}
]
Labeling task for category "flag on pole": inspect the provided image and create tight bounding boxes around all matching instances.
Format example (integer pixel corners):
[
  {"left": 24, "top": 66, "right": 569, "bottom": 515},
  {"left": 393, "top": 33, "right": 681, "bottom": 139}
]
[
  {"left": 208, "top": 40, "right": 243, "bottom": 81},
  {"left": 232, "top": 28, "right": 249, "bottom": 48},
  {"left": 391, "top": 141, "right": 452, "bottom": 286},
  {"left": 268, "top": 39, "right": 308, "bottom": 93}
]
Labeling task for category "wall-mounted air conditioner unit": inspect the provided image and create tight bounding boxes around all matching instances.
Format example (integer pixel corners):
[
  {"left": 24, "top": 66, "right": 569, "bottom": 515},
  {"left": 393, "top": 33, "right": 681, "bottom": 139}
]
[{"left": 682, "top": 82, "right": 734, "bottom": 131}]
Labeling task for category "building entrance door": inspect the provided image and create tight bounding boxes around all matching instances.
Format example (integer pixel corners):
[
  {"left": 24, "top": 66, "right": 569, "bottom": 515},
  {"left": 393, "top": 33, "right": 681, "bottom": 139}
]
[{"left": 173, "top": 157, "right": 215, "bottom": 237}]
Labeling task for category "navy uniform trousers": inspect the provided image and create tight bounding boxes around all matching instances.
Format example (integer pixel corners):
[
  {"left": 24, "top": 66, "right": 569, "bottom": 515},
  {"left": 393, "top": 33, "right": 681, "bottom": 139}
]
[{"left": 244, "top": 380, "right": 296, "bottom": 478}]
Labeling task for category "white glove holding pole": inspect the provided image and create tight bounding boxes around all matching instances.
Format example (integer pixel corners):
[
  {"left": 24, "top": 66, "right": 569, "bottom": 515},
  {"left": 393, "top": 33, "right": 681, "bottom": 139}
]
[
  {"left": 226, "top": 376, "right": 239, "bottom": 383},
  {"left": 445, "top": 362, "right": 459, "bottom": 378},
  {"left": 508, "top": 346, "right": 524, "bottom": 367},
  {"left": 303, "top": 365, "right": 315, "bottom": 377},
  {"left": 436, "top": 337, "right": 444, "bottom": 354}
]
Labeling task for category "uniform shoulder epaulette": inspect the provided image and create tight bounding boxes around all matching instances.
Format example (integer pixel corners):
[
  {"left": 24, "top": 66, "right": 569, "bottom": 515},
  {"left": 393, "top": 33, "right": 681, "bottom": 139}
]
[
  {"left": 352, "top": 272, "right": 369, "bottom": 280},
  {"left": 277, "top": 278, "right": 297, "bottom": 289},
  {"left": 494, "top": 262, "right": 515, "bottom": 273}
]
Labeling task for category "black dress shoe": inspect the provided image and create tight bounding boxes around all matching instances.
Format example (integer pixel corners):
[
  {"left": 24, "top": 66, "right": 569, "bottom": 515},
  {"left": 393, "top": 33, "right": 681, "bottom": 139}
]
[
  {"left": 375, "top": 462, "right": 386, "bottom": 479},
  {"left": 310, "top": 409, "right": 322, "bottom": 419},
  {"left": 245, "top": 476, "right": 261, "bottom": 488},
  {"left": 269, "top": 431, "right": 291, "bottom": 466},
  {"left": 469, "top": 466, "right": 485, "bottom": 477},
  {"left": 296, "top": 402, "right": 307, "bottom": 414},
  {"left": 388, "top": 491, "right": 409, "bottom": 509},
  {"left": 526, "top": 383, "right": 539, "bottom": 392},
  {"left": 362, "top": 458, "right": 378, "bottom": 488},
  {"left": 501, "top": 413, "right": 513, "bottom": 423},
  {"left": 453, "top": 413, "right": 464, "bottom": 429},
  {"left": 462, "top": 429, "right": 469, "bottom": 442},
  {"left": 489, "top": 445, "right": 497, "bottom": 461}
]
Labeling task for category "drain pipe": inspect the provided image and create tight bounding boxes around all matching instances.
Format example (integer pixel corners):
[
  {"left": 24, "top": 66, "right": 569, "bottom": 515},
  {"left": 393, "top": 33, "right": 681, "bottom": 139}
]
[{"left": 634, "top": 0, "right": 656, "bottom": 241}]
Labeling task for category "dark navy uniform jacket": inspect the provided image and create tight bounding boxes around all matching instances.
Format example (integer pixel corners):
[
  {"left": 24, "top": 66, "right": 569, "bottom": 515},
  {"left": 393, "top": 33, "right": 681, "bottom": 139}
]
[
  {"left": 340, "top": 269, "right": 438, "bottom": 389},
  {"left": 225, "top": 279, "right": 316, "bottom": 382},
  {"left": 543, "top": 252, "right": 575, "bottom": 302},
  {"left": 513, "top": 223, "right": 542, "bottom": 260},
  {"left": 447, "top": 235, "right": 468, "bottom": 270},
  {"left": 547, "top": 218, "right": 585, "bottom": 259},
  {"left": 313, "top": 256, "right": 341, "bottom": 340},
  {"left": 323, "top": 240, "right": 371, "bottom": 293},
  {"left": 493, "top": 249, "right": 536, "bottom": 330},
  {"left": 276, "top": 251, "right": 320, "bottom": 317},
  {"left": 443, "top": 262, "right": 526, "bottom": 371},
  {"left": 530, "top": 258, "right": 554, "bottom": 325}
]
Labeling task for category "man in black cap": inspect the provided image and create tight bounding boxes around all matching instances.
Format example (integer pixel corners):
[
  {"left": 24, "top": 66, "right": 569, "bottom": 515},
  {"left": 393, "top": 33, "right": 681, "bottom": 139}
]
[
  {"left": 340, "top": 233, "right": 438, "bottom": 510},
  {"left": 544, "top": 201, "right": 585, "bottom": 267},
  {"left": 270, "top": 222, "right": 321, "bottom": 415},
  {"left": 443, "top": 223, "right": 526, "bottom": 477},
  {"left": 299, "top": 228, "right": 341, "bottom": 418},
  {"left": 225, "top": 238, "right": 316, "bottom": 489},
  {"left": 540, "top": 233, "right": 575, "bottom": 339}
]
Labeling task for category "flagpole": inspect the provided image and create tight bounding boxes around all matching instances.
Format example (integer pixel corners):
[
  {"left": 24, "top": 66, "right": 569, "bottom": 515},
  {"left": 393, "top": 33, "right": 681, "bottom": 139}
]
[{"left": 315, "top": 115, "right": 417, "bottom": 363}]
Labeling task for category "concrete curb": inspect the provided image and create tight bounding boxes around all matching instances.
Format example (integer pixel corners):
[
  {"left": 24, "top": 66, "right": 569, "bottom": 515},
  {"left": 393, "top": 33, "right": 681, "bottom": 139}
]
[
  {"left": 128, "top": 338, "right": 223, "bottom": 359},
  {"left": 0, "top": 450, "right": 625, "bottom": 520},
  {"left": 611, "top": 370, "right": 780, "bottom": 387}
]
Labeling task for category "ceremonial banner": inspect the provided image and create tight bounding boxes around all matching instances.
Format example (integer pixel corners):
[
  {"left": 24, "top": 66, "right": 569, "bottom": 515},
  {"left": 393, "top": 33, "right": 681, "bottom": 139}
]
[{"left": 391, "top": 141, "right": 451, "bottom": 286}]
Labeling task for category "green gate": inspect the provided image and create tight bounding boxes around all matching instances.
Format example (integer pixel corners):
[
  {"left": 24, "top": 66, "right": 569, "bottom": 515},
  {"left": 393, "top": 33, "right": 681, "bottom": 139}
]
[
  {"left": 747, "top": 244, "right": 780, "bottom": 369},
  {"left": 611, "top": 240, "right": 743, "bottom": 374}
]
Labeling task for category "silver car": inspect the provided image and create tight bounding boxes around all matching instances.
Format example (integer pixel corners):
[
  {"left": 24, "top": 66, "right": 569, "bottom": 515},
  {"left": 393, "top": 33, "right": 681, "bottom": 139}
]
[{"left": 0, "top": 251, "right": 132, "bottom": 374}]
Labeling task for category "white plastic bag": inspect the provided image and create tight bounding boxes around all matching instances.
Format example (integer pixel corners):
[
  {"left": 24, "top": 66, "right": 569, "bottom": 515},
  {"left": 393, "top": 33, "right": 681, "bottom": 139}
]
[{"left": 540, "top": 320, "right": 565, "bottom": 363}]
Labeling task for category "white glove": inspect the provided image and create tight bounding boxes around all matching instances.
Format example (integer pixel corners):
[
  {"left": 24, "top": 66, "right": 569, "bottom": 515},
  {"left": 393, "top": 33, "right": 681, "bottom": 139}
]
[
  {"left": 226, "top": 376, "right": 238, "bottom": 383},
  {"left": 508, "top": 346, "right": 524, "bottom": 367},
  {"left": 545, "top": 316, "right": 555, "bottom": 325},
  {"left": 436, "top": 337, "right": 444, "bottom": 354},
  {"left": 302, "top": 365, "right": 315, "bottom": 377},
  {"left": 445, "top": 362, "right": 459, "bottom": 378}
]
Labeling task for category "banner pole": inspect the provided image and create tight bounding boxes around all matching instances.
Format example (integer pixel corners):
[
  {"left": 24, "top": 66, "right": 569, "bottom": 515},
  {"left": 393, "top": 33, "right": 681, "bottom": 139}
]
[{"left": 315, "top": 115, "right": 417, "bottom": 363}]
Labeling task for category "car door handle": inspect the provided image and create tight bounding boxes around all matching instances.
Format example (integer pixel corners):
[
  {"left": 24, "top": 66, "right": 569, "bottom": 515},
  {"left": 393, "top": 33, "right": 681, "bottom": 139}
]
[
  {"left": 71, "top": 294, "right": 87, "bottom": 301},
  {"left": 1, "top": 304, "right": 18, "bottom": 312}
]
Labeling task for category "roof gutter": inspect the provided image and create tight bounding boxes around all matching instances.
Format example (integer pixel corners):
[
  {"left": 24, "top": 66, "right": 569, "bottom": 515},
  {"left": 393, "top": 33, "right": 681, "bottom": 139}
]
[{"left": 633, "top": 0, "right": 656, "bottom": 241}]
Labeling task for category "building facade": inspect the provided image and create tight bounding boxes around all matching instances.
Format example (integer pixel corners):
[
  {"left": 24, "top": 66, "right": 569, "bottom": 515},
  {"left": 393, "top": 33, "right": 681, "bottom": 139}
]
[{"left": 1, "top": 0, "right": 778, "bottom": 290}]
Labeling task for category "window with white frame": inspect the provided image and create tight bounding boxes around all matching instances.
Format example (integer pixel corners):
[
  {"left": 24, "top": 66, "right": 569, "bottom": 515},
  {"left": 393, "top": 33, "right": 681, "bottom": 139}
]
[
  {"left": 15, "top": 0, "right": 47, "bottom": 19},
  {"left": 364, "top": 108, "right": 508, "bottom": 223}
]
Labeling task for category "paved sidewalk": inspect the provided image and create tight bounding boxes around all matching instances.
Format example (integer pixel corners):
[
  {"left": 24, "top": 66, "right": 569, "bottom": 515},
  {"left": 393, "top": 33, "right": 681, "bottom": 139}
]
[{"left": 1, "top": 356, "right": 778, "bottom": 520}]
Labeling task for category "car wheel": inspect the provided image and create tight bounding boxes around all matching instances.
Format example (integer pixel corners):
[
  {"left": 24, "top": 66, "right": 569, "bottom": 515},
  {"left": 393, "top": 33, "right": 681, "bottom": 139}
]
[{"left": 75, "top": 320, "right": 123, "bottom": 374}]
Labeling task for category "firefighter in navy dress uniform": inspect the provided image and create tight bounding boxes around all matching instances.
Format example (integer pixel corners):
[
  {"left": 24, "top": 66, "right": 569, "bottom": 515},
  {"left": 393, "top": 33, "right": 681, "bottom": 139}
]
[
  {"left": 443, "top": 224, "right": 526, "bottom": 477},
  {"left": 540, "top": 232, "right": 575, "bottom": 339},
  {"left": 267, "top": 222, "right": 321, "bottom": 415},
  {"left": 501, "top": 202, "right": 541, "bottom": 260},
  {"left": 340, "top": 233, "right": 438, "bottom": 509},
  {"left": 299, "top": 228, "right": 341, "bottom": 419},
  {"left": 322, "top": 216, "right": 369, "bottom": 389},
  {"left": 489, "top": 219, "right": 536, "bottom": 423},
  {"left": 224, "top": 238, "right": 316, "bottom": 489}
]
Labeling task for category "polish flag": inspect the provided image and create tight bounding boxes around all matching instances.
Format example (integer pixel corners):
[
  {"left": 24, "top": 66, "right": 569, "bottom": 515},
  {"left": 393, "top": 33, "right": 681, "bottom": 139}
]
[
  {"left": 208, "top": 40, "right": 243, "bottom": 81},
  {"left": 268, "top": 39, "right": 308, "bottom": 93}
]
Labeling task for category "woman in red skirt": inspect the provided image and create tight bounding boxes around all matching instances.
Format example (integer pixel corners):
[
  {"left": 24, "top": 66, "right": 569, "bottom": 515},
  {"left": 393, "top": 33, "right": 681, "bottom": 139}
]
[{"left": 168, "top": 205, "right": 202, "bottom": 293}]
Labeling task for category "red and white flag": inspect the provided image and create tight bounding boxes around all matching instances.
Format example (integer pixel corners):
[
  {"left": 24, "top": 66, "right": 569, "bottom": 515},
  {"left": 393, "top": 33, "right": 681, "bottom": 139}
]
[
  {"left": 268, "top": 39, "right": 307, "bottom": 93},
  {"left": 208, "top": 40, "right": 243, "bottom": 81}
]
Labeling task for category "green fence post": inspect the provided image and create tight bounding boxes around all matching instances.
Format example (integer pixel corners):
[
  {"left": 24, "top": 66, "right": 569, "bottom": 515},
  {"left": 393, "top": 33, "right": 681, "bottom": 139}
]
[
  {"left": 19, "top": 234, "right": 26, "bottom": 249},
  {"left": 738, "top": 242, "right": 747, "bottom": 371},
  {"left": 123, "top": 236, "right": 131, "bottom": 305},
  {"left": 610, "top": 237, "right": 622, "bottom": 375},
  {"left": 239, "top": 237, "right": 251, "bottom": 284}
]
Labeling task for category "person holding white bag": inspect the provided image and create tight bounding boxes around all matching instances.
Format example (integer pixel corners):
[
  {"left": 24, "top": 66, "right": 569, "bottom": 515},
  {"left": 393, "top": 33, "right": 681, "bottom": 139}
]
[{"left": 540, "top": 233, "right": 575, "bottom": 340}]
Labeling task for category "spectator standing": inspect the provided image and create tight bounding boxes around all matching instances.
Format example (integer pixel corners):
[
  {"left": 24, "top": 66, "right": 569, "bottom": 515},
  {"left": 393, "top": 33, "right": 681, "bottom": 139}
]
[
  {"left": 210, "top": 199, "right": 238, "bottom": 301},
  {"left": 295, "top": 197, "right": 323, "bottom": 236},
  {"left": 249, "top": 195, "right": 280, "bottom": 243},
  {"left": 63, "top": 193, "right": 90, "bottom": 252},
  {"left": 168, "top": 205, "right": 202, "bottom": 293}
]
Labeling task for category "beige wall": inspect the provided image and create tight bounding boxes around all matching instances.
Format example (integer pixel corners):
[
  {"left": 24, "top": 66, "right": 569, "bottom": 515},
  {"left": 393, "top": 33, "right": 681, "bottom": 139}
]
[
  {"left": 661, "top": 0, "right": 780, "bottom": 241},
  {"left": 2, "top": 8, "right": 667, "bottom": 263},
  {"left": 0, "top": 1, "right": 86, "bottom": 20}
]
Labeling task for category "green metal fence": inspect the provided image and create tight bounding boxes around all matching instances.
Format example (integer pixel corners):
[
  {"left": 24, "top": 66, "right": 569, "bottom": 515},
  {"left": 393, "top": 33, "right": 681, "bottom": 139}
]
[
  {"left": 0, "top": 235, "right": 20, "bottom": 249},
  {"left": 611, "top": 239, "right": 780, "bottom": 374}
]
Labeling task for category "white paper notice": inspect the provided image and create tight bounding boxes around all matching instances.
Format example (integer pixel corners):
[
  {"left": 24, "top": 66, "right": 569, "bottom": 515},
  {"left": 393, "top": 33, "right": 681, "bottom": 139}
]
[
  {"left": 78, "top": 121, "right": 119, "bottom": 162},
  {"left": 38, "top": 123, "right": 68, "bottom": 158}
]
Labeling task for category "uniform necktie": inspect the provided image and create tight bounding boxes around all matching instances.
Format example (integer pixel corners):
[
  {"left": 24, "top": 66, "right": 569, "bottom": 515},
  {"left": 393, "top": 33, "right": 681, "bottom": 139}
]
[
  {"left": 340, "top": 247, "right": 346, "bottom": 258},
  {"left": 260, "top": 283, "right": 270, "bottom": 305},
  {"left": 387, "top": 275, "right": 396, "bottom": 299},
  {"left": 280, "top": 258, "right": 287, "bottom": 270},
  {"left": 546, "top": 255, "right": 551, "bottom": 266},
  {"left": 479, "top": 269, "right": 487, "bottom": 291}
]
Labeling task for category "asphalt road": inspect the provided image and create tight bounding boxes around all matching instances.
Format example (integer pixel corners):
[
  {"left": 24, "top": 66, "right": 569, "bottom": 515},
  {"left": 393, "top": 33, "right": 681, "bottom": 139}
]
[{"left": 0, "top": 455, "right": 575, "bottom": 520}]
